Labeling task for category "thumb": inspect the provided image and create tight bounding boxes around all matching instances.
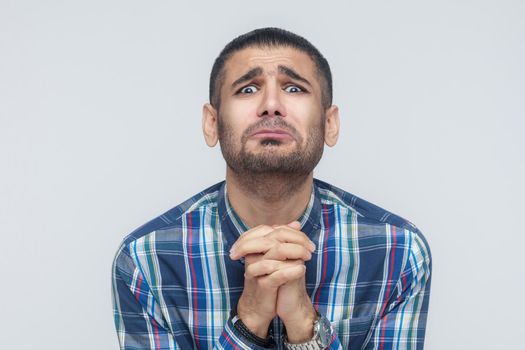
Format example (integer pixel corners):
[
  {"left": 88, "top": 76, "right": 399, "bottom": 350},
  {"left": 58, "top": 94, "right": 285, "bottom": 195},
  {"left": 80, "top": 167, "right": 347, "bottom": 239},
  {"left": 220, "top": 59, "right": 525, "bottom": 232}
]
[{"left": 287, "top": 221, "right": 301, "bottom": 230}]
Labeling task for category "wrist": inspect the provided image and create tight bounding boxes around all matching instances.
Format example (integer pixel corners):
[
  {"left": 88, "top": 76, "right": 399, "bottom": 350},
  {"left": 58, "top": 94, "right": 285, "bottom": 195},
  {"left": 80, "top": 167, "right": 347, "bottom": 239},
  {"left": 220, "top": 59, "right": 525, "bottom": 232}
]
[
  {"left": 238, "top": 314, "right": 271, "bottom": 338},
  {"left": 230, "top": 309, "right": 273, "bottom": 348},
  {"left": 284, "top": 310, "right": 334, "bottom": 350},
  {"left": 282, "top": 304, "right": 317, "bottom": 343},
  {"left": 236, "top": 305, "right": 273, "bottom": 338}
]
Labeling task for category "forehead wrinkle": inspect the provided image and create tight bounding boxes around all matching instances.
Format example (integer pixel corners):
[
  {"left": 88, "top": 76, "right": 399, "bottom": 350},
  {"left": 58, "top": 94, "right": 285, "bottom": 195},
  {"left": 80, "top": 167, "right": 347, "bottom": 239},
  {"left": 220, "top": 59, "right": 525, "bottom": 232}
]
[
  {"left": 220, "top": 47, "right": 325, "bottom": 104},
  {"left": 231, "top": 64, "right": 311, "bottom": 84},
  {"left": 245, "top": 53, "right": 297, "bottom": 63},
  {"left": 229, "top": 47, "right": 313, "bottom": 78}
]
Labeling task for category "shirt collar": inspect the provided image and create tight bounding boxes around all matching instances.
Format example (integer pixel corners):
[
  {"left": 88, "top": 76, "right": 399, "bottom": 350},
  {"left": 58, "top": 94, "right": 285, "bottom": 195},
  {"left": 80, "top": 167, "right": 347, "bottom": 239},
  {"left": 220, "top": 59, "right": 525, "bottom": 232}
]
[{"left": 217, "top": 180, "right": 322, "bottom": 251}]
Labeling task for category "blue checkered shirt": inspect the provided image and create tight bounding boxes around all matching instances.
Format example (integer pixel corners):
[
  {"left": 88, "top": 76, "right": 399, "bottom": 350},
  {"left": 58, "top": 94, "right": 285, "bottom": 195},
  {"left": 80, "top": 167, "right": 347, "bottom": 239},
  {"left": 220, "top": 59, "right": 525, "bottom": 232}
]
[{"left": 112, "top": 179, "right": 431, "bottom": 349}]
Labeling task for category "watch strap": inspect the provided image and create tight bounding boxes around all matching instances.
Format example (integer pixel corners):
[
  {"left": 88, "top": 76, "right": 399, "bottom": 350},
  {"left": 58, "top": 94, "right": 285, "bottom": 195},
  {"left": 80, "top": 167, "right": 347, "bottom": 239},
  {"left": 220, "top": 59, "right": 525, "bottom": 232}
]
[
  {"left": 284, "top": 338, "right": 322, "bottom": 349},
  {"left": 230, "top": 311, "right": 272, "bottom": 348}
]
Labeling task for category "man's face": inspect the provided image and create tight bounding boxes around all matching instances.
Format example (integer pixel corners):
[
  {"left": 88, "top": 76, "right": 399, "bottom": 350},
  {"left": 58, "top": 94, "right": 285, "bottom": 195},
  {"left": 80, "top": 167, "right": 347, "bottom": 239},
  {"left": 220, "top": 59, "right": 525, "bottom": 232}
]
[{"left": 216, "top": 46, "right": 327, "bottom": 176}]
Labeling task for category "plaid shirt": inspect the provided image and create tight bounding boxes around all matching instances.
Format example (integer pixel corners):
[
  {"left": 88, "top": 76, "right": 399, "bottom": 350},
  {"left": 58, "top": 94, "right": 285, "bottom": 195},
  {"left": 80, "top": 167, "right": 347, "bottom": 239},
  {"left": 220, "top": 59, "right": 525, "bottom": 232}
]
[{"left": 112, "top": 179, "right": 431, "bottom": 349}]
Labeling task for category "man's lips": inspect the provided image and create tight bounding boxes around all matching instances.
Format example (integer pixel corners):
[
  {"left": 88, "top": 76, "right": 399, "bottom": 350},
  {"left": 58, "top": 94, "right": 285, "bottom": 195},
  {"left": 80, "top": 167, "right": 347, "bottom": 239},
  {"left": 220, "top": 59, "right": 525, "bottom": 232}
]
[{"left": 250, "top": 128, "right": 293, "bottom": 140}]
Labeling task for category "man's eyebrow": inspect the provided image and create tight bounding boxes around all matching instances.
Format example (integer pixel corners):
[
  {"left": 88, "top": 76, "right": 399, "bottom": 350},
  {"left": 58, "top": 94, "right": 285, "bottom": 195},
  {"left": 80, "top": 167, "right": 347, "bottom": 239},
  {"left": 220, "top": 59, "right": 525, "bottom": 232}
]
[
  {"left": 278, "top": 65, "right": 312, "bottom": 87},
  {"left": 231, "top": 67, "right": 263, "bottom": 90}
]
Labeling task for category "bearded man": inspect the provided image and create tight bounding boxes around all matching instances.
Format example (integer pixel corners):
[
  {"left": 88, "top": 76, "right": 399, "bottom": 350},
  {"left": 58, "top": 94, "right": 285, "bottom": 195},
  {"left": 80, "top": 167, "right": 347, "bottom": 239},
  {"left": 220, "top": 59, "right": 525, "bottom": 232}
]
[{"left": 112, "top": 27, "right": 432, "bottom": 350}]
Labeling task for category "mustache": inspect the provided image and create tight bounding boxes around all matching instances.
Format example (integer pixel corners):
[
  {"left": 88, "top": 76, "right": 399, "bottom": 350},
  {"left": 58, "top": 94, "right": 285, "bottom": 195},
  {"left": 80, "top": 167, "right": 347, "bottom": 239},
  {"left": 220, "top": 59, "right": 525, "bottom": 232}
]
[{"left": 243, "top": 118, "right": 300, "bottom": 139}]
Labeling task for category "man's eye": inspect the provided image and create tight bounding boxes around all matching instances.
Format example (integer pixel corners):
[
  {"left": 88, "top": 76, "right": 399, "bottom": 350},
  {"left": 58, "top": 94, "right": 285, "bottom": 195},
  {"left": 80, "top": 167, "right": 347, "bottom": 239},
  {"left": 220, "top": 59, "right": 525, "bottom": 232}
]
[
  {"left": 284, "top": 85, "right": 303, "bottom": 93},
  {"left": 238, "top": 85, "right": 259, "bottom": 94}
]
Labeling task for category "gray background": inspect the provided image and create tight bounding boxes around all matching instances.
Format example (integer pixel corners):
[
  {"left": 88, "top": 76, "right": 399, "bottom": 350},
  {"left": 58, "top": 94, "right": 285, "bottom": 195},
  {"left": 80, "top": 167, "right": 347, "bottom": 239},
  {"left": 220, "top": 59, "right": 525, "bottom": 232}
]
[{"left": 1, "top": 0, "right": 523, "bottom": 349}]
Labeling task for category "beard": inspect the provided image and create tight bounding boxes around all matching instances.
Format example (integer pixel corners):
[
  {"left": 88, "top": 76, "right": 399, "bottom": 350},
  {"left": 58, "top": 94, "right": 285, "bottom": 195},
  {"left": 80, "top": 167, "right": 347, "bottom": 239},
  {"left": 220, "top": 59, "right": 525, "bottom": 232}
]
[{"left": 217, "top": 114, "right": 325, "bottom": 177}]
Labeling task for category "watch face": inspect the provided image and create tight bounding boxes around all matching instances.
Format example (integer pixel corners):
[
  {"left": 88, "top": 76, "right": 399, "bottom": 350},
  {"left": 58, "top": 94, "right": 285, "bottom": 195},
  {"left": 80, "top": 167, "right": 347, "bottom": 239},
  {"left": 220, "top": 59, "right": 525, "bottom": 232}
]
[{"left": 317, "top": 316, "right": 333, "bottom": 347}]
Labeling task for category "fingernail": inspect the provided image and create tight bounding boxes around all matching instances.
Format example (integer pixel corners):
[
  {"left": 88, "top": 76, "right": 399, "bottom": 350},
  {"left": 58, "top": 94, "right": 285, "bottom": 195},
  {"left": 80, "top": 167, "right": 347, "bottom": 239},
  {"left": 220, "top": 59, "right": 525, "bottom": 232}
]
[{"left": 309, "top": 241, "right": 316, "bottom": 252}]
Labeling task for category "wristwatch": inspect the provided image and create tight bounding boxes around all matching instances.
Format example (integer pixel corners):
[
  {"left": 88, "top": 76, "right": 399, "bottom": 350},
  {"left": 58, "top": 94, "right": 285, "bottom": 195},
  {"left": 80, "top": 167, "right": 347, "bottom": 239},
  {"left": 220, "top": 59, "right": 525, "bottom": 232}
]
[{"left": 283, "top": 311, "right": 333, "bottom": 350}]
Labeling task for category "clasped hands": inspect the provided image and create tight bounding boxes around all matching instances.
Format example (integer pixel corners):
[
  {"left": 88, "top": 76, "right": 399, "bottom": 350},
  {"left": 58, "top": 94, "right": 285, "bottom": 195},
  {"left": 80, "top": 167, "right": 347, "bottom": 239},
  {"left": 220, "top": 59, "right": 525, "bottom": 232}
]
[{"left": 229, "top": 221, "right": 318, "bottom": 343}]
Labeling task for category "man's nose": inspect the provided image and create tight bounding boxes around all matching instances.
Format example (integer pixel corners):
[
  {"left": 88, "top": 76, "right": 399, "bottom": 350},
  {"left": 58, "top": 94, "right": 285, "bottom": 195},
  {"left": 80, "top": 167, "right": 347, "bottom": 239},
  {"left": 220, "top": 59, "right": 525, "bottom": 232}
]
[{"left": 256, "top": 84, "right": 287, "bottom": 118}]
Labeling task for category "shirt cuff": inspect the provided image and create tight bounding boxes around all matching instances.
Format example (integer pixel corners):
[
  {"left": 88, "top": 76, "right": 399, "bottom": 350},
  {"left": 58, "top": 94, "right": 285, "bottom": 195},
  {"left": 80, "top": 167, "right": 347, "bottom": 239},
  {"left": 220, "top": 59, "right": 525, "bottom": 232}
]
[{"left": 217, "top": 317, "right": 274, "bottom": 350}]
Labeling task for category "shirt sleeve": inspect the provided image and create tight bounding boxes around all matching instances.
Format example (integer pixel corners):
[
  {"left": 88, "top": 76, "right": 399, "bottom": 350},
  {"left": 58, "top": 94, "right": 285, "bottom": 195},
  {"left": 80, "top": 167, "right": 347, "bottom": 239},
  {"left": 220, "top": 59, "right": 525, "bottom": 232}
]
[
  {"left": 112, "top": 243, "right": 180, "bottom": 349},
  {"left": 214, "top": 318, "right": 277, "bottom": 350},
  {"left": 363, "top": 231, "right": 432, "bottom": 350},
  {"left": 112, "top": 241, "right": 278, "bottom": 350}
]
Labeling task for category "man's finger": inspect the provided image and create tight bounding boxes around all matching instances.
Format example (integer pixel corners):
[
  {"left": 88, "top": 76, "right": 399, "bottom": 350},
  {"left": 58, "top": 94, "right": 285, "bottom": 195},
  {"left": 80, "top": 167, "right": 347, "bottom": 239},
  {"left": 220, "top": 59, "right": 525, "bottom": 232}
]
[
  {"left": 230, "top": 224, "right": 315, "bottom": 259},
  {"left": 258, "top": 265, "right": 306, "bottom": 289},
  {"left": 263, "top": 243, "right": 312, "bottom": 261},
  {"left": 287, "top": 221, "right": 301, "bottom": 230},
  {"left": 230, "top": 236, "right": 275, "bottom": 260},
  {"left": 232, "top": 236, "right": 312, "bottom": 261},
  {"left": 238, "top": 224, "right": 315, "bottom": 253},
  {"left": 235, "top": 224, "right": 308, "bottom": 247},
  {"left": 230, "top": 225, "right": 273, "bottom": 254},
  {"left": 244, "top": 253, "right": 264, "bottom": 265},
  {"left": 245, "top": 259, "right": 303, "bottom": 279},
  {"left": 265, "top": 228, "right": 315, "bottom": 252}
]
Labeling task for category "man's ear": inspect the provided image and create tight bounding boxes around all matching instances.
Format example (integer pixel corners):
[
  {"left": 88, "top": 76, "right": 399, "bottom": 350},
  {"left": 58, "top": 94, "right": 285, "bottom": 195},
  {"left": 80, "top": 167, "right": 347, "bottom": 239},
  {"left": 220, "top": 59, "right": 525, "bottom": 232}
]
[
  {"left": 324, "top": 105, "right": 340, "bottom": 147},
  {"left": 202, "top": 103, "right": 219, "bottom": 147}
]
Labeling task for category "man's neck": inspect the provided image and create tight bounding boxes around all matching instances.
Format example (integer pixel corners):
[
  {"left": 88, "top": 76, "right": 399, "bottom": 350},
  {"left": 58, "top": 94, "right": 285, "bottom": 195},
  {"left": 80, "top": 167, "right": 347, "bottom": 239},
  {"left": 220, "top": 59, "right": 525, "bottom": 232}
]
[{"left": 225, "top": 168, "right": 314, "bottom": 228}]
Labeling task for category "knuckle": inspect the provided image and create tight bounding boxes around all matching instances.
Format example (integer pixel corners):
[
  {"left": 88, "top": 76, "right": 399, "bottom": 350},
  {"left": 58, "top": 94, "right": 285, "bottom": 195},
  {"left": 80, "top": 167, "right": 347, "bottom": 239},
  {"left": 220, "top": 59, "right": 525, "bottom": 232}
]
[
  {"left": 264, "top": 260, "right": 276, "bottom": 270},
  {"left": 258, "top": 278, "right": 271, "bottom": 289},
  {"left": 266, "top": 274, "right": 282, "bottom": 287},
  {"left": 245, "top": 265, "right": 255, "bottom": 275},
  {"left": 263, "top": 236, "right": 275, "bottom": 245},
  {"left": 266, "top": 232, "right": 279, "bottom": 241},
  {"left": 272, "top": 246, "right": 284, "bottom": 260}
]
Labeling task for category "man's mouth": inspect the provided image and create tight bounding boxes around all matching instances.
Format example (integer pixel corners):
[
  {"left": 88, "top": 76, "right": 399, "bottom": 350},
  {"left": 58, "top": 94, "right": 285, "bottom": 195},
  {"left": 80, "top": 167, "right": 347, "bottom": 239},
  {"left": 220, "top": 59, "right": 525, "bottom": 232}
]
[{"left": 250, "top": 128, "right": 293, "bottom": 141}]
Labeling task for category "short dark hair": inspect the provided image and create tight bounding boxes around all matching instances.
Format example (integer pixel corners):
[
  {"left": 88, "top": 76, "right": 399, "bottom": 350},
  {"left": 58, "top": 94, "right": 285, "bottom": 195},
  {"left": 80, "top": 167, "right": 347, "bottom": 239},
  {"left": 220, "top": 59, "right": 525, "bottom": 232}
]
[{"left": 209, "top": 27, "right": 333, "bottom": 110}]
